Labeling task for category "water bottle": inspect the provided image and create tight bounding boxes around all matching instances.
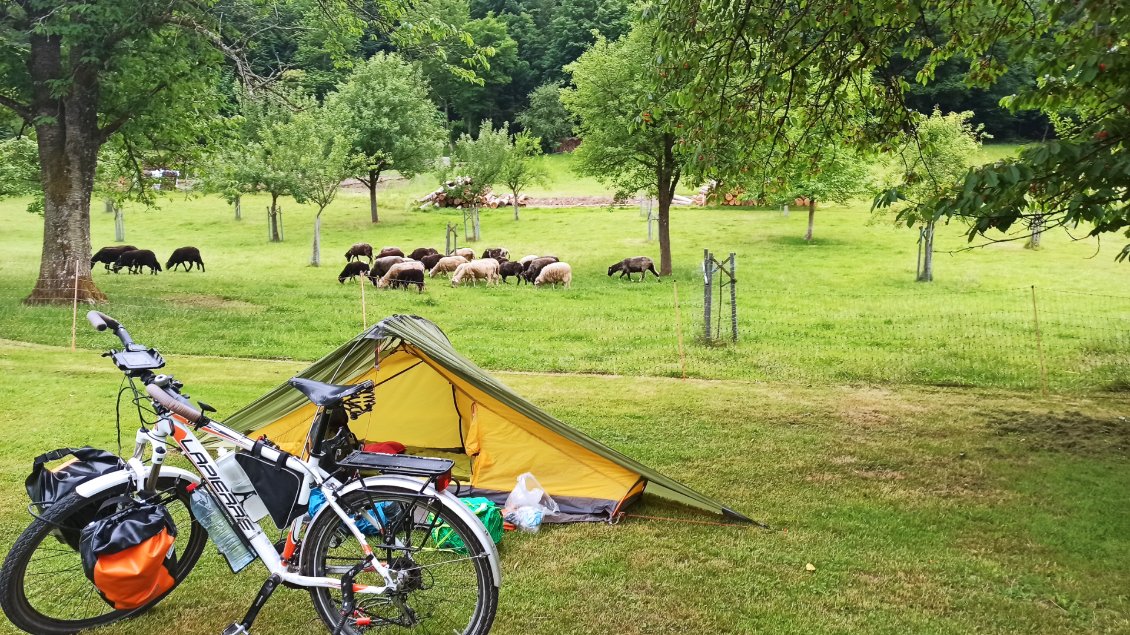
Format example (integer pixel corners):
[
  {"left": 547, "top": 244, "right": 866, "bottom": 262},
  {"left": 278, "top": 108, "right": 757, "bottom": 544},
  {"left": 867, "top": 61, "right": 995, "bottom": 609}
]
[{"left": 189, "top": 486, "right": 256, "bottom": 572}]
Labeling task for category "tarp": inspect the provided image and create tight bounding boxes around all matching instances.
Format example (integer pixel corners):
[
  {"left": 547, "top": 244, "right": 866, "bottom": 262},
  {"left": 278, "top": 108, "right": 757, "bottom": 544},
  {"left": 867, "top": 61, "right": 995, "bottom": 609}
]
[{"left": 221, "top": 315, "right": 751, "bottom": 523}]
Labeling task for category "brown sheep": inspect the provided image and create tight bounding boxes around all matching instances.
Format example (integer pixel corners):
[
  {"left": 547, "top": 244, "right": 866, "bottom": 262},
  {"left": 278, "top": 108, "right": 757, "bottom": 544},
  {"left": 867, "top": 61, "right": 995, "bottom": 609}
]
[
  {"left": 420, "top": 253, "right": 444, "bottom": 271},
  {"left": 370, "top": 256, "right": 407, "bottom": 279},
  {"left": 521, "top": 257, "right": 559, "bottom": 283},
  {"left": 481, "top": 247, "right": 510, "bottom": 260},
  {"left": 388, "top": 268, "right": 425, "bottom": 292},
  {"left": 345, "top": 243, "right": 373, "bottom": 263},
  {"left": 166, "top": 246, "right": 205, "bottom": 272},
  {"left": 375, "top": 261, "right": 425, "bottom": 288},
  {"left": 607, "top": 256, "right": 659, "bottom": 281},
  {"left": 409, "top": 247, "right": 439, "bottom": 261},
  {"left": 377, "top": 247, "right": 404, "bottom": 259}
]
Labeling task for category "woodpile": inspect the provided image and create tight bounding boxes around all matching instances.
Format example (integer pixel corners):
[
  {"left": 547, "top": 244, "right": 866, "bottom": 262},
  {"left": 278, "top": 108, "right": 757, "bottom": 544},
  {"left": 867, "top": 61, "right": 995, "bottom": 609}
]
[
  {"left": 698, "top": 180, "right": 762, "bottom": 206},
  {"left": 418, "top": 176, "right": 529, "bottom": 209}
]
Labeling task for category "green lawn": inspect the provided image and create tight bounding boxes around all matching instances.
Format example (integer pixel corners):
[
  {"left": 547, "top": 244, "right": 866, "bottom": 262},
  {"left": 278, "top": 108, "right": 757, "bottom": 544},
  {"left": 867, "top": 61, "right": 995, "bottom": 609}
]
[{"left": 0, "top": 341, "right": 1126, "bottom": 635}]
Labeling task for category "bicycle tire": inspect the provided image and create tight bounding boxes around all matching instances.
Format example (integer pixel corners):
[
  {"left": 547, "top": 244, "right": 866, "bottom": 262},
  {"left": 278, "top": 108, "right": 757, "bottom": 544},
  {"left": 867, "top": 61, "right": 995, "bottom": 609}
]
[
  {"left": 0, "top": 475, "right": 206, "bottom": 635},
  {"left": 301, "top": 488, "right": 498, "bottom": 634}
]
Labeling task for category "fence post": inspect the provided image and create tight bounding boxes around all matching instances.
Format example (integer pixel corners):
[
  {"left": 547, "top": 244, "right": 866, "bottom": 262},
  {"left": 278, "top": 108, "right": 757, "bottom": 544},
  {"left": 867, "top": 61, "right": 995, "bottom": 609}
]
[
  {"left": 673, "top": 281, "right": 686, "bottom": 380},
  {"left": 703, "top": 249, "right": 712, "bottom": 342},
  {"left": 729, "top": 252, "right": 738, "bottom": 342},
  {"left": 647, "top": 210, "right": 655, "bottom": 242},
  {"left": 71, "top": 262, "right": 80, "bottom": 350},
  {"left": 1030, "top": 285, "right": 1049, "bottom": 396}
]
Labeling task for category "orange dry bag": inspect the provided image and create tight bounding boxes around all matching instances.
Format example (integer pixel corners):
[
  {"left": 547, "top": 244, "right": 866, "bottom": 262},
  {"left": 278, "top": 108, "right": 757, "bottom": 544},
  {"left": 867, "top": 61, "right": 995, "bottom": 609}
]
[{"left": 79, "top": 499, "right": 178, "bottom": 610}]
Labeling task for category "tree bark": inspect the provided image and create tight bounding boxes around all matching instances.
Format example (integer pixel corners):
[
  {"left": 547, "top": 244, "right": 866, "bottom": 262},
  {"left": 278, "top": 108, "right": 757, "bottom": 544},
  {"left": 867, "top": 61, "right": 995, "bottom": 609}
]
[
  {"left": 368, "top": 168, "right": 381, "bottom": 223},
  {"left": 311, "top": 212, "right": 322, "bottom": 266},
  {"left": 917, "top": 221, "right": 935, "bottom": 282},
  {"left": 234, "top": 194, "right": 242, "bottom": 221},
  {"left": 655, "top": 134, "right": 680, "bottom": 276},
  {"left": 1025, "top": 214, "right": 1044, "bottom": 249},
  {"left": 25, "top": 33, "right": 106, "bottom": 304},
  {"left": 269, "top": 192, "right": 281, "bottom": 242},
  {"left": 513, "top": 191, "right": 520, "bottom": 221},
  {"left": 113, "top": 205, "right": 125, "bottom": 242},
  {"left": 804, "top": 198, "right": 816, "bottom": 242}
]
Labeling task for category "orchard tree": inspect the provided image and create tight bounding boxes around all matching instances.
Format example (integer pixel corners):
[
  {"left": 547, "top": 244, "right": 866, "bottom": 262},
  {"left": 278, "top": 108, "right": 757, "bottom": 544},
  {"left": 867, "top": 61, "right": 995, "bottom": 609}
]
[
  {"left": 781, "top": 143, "right": 871, "bottom": 243},
  {"left": 563, "top": 27, "right": 685, "bottom": 275},
  {"left": 651, "top": 0, "right": 1130, "bottom": 260},
  {"left": 516, "top": 82, "right": 575, "bottom": 151},
  {"left": 329, "top": 53, "right": 445, "bottom": 223},
  {"left": 498, "top": 131, "right": 548, "bottom": 220},
  {"left": 875, "top": 110, "right": 983, "bottom": 281},
  {"left": 449, "top": 119, "right": 511, "bottom": 240}
]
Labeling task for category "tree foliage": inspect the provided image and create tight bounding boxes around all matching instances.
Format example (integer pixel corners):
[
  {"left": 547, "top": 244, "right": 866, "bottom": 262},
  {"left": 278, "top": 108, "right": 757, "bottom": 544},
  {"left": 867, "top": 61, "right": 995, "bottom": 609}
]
[
  {"left": 498, "top": 130, "right": 548, "bottom": 219},
  {"left": 451, "top": 119, "right": 512, "bottom": 199},
  {"left": 516, "top": 82, "right": 575, "bottom": 150}
]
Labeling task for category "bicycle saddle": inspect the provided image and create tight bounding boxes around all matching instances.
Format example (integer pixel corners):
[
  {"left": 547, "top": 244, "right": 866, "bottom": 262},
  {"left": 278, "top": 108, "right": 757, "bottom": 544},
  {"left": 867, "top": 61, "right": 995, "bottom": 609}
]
[{"left": 288, "top": 378, "right": 374, "bottom": 408}]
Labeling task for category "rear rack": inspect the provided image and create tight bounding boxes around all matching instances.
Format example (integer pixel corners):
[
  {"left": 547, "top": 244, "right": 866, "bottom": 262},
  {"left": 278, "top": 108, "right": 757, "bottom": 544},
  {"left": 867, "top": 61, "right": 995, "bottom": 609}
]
[{"left": 336, "top": 451, "right": 453, "bottom": 478}]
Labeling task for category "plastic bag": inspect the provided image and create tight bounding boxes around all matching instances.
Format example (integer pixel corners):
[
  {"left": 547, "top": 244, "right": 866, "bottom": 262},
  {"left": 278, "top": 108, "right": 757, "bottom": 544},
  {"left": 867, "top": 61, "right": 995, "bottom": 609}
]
[{"left": 503, "top": 472, "right": 558, "bottom": 532}]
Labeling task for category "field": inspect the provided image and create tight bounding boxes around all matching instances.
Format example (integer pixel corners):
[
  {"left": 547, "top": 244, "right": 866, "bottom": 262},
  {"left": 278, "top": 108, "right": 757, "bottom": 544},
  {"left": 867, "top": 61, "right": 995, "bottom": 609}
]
[{"left": 0, "top": 146, "right": 1128, "bottom": 634}]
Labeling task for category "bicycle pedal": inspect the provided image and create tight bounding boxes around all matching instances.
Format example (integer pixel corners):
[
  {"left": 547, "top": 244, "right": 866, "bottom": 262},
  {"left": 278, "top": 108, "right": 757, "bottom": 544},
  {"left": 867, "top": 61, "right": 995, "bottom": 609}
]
[{"left": 221, "top": 624, "right": 249, "bottom": 635}]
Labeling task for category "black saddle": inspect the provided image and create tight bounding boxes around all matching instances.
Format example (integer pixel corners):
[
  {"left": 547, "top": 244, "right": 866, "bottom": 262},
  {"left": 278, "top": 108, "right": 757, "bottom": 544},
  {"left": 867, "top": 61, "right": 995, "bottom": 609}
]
[{"left": 289, "top": 378, "right": 374, "bottom": 409}]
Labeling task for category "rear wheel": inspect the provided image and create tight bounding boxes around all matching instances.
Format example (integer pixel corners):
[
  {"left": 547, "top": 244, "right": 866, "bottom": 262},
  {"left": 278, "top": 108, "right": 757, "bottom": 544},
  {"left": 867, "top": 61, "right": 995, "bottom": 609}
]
[
  {"left": 302, "top": 489, "right": 497, "bottom": 634},
  {"left": 0, "top": 476, "right": 206, "bottom": 635}
]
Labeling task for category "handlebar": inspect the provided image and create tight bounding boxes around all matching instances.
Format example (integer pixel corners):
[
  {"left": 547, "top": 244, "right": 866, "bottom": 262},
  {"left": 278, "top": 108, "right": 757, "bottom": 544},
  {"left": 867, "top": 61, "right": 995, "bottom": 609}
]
[
  {"left": 145, "top": 383, "right": 207, "bottom": 426},
  {"left": 86, "top": 311, "right": 137, "bottom": 348}
]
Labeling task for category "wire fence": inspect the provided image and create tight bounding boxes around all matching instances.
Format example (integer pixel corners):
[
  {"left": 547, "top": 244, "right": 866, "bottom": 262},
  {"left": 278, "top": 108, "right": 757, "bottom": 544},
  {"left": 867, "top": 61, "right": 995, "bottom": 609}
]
[{"left": 1, "top": 276, "right": 1127, "bottom": 393}]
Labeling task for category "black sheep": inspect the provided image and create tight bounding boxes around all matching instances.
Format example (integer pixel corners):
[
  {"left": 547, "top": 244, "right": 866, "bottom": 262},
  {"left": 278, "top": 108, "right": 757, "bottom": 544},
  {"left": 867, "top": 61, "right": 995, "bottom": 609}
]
[
  {"left": 377, "top": 247, "right": 404, "bottom": 259},
  {"left": 522, "top": 257, "right": 559, "bottom": 284},
  {"left": 420, "top": 253, "right": 444, "bottom": 271},
  {"left": 409, "top": 247, "right": 439, "bottom": 261},
  {"left": 369, "top": 256, "right": 407, "bottom": 281},
  {"left": 345, "top": 243, "right": 373, "bottom": 263},
  {"left": 608, "top": 256, "right": 659, "bottom": 281},
  {"left": 91, "top": 245, "right": 137, "bottom": 272},
  {"left": 338, "top": 261, "right": 371, "bottom": 283},
  {"left": 499, "top": 260, "right": 524, "bottom": 284},
  {"left": 166, "top": 246, "right": 205, "bottom": 272},
  {"left": 388, "top": 268, "right": 425, "bottom": 292},
  {"left": 481, "top": 247, "right": 509, "bottom": 260},
  {"left": 112, "top": 249, "right": 161, "bottom": 274}
]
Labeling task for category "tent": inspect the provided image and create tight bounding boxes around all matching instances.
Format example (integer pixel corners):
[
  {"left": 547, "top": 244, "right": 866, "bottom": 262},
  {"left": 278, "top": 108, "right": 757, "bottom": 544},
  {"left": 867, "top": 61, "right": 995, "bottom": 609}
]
[{"left": 221, "top": 315, "right": 751, "bottom": 523}]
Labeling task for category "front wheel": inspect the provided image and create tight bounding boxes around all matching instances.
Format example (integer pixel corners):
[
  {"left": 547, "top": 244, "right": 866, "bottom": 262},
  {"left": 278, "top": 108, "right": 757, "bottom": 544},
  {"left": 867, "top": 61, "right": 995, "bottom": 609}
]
[
  {"left": 302, "top": 489, "right": 498, "bottom": 634},
  {"left": 0, "top": 475, "right": 206, "bottom": 635}
]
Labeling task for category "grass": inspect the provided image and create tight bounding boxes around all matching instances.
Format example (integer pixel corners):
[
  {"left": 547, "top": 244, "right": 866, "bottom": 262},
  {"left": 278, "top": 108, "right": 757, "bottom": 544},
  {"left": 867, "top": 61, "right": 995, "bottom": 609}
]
[{"left": 0, "top": 341, "right": 1126, "bottom": 635}]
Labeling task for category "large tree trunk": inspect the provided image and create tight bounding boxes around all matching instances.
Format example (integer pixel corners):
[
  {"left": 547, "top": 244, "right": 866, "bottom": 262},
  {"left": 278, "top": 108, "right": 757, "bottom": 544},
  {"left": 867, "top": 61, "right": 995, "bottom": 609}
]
[
  {"left": 368, "top": 168, "right": 381, "bottom": 223},
  {"left": 804, "top": 198, "right": 816, "bottom": 242},
  {"left": 25, "top": 33, "right": 106, "bottom": 305},
  {"left": 311, "top": 212, "right": 322, "bottom": 266},
  {"left": 655, "top": 135, "right": 680, "bottom": 276}
]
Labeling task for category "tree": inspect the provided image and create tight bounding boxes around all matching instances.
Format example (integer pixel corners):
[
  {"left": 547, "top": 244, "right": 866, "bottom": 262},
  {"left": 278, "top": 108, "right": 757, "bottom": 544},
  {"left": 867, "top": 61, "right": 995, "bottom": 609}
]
[
  {"left": 651, "top": 0, "right": 1130, "bottom": 260},
  {"left": 0, "top": 136, "right": 40, "bottom": 206},
  {"left": 450, "top": 119, "right": 511, "bottom": 240},
  {"left": 563, "top": 27, "right": 685, "bottom": 275},
  {"left": 278, "top": 107, "right": 356, "bottom": 266},
  {"left": 498, "top": 131, "right": 548, "bottom": 220},
  {"left": 329, "top": 53, "right": 445, "bottom": 223},
  {"left": 781, "top": 143, "right": 872, "bottom": 243},
  {"left": 876, "top": 110, "right": 983, "bottom": 281},
  {"left": 516, "top": 82, "right": 575, "bottom": 151},
  {"left": 543, "top": 0, "right": 630, "bottom": 83}
]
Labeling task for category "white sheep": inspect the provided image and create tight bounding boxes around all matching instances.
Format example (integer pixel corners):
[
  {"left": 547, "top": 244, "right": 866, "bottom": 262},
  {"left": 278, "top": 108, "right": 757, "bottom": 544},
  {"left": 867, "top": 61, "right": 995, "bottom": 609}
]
[
  {"left": 429, "top": 255, "right": 469, "bottom": 277},
  {"left": 376, "top": 260, "right": 424, "bottom": 288},
  {"left": 517, "top": 254, "right": 539, "bottom": 266},
  {"left": 451, "top": 259, "right": 500, "bottom": 287},
  {"left": 534, "top": 262, "right": 572, "bottom": 288},
  {"left": 454, "top": 247, "right": 475, "bottom": 261}
]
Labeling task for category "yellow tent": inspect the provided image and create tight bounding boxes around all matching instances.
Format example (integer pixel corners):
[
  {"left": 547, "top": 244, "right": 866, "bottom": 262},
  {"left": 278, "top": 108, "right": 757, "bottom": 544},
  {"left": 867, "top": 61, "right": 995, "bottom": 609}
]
[{"left": 222, "top": 315, "right": 751, "bottom": 523}]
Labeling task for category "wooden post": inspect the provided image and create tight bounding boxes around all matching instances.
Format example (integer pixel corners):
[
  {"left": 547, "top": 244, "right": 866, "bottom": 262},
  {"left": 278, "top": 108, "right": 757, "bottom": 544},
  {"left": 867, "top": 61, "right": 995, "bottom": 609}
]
[
  {"left": 703, "top": 249, "right": 712, "bottom": 342},
  {"left": 71, "top": 262, "right": 80, "bottom": 350},
  {"left": 673, "top": 281, "right": 687, "bottom": 380},
  {"left": 359, "top": 273, "right": 368, "bottom": 330},
  {"left": 729, "top": 252, "right": 738, "bottom": 342},
  {"left": 647, "top": 210, "right": 655, "bottom": 242},
  {"left": 1031, "top": 285, "right": 1048, "bottom": 396}
]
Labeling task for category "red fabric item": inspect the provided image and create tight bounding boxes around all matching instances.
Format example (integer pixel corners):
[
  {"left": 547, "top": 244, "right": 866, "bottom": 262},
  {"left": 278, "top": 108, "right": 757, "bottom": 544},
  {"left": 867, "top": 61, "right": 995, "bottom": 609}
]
[{"left": 363, "top": 441, "right": 406, "bottom": 455}]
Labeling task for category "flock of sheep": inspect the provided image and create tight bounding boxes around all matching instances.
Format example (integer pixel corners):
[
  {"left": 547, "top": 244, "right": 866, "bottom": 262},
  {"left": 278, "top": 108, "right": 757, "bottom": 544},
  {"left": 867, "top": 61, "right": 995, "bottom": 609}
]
[
  {"left": 338, "top": 243, "right": 659, "bottom": 292},
  {"left": 90, "top": 245, "right": 205, "bottom": 274}
]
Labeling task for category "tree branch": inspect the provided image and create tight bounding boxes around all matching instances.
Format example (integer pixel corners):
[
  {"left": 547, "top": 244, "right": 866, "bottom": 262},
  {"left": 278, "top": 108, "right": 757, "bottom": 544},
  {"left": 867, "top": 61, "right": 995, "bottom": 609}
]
[{"left": 0, "top": 94, "right": 32, "bottom": 122}]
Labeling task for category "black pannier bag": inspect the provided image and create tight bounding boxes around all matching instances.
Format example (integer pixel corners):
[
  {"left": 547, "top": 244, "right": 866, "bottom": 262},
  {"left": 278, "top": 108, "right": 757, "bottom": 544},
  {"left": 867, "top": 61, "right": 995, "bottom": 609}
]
[
  {"left": 25, "top": 447, "right": 126, "bottom": 549},
  {"left": 79, "top": 499, "right": 178, "bottom": 610},
  {"left": 233, "top": 448, "right": 305, "bottom": 529}
]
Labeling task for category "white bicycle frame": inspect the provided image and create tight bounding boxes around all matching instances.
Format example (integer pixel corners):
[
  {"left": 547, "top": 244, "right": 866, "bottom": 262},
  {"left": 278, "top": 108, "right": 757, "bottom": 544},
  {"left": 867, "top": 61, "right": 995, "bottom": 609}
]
[{"left": 74, "top": 391, "right": 501, "bottom": 597}]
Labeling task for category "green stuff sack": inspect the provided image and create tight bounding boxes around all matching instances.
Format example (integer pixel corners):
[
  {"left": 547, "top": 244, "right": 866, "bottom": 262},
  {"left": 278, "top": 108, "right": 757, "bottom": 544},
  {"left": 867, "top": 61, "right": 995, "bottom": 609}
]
[{"left": 431, "top": 497, "right": 503, "bottom": 555}]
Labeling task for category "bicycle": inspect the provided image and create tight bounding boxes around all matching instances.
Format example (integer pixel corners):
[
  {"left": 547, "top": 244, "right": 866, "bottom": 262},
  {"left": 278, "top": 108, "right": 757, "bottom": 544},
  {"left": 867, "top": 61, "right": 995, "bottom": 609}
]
[{"left": 0, "top": 311, "right": 500, "bottom": 635}]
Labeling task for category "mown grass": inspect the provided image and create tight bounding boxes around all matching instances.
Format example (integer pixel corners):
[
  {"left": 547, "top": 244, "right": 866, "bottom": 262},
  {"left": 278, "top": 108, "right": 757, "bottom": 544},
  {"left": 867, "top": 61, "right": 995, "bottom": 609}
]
[{"left": 0, "top": 341, "right": 1126, "bottom": 635}]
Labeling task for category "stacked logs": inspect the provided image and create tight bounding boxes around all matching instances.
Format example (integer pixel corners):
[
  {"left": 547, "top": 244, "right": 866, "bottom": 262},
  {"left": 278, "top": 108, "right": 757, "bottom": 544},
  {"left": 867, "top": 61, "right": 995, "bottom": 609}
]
[{"left": 418, "top": 176, "right": 529, "bottom": 209}]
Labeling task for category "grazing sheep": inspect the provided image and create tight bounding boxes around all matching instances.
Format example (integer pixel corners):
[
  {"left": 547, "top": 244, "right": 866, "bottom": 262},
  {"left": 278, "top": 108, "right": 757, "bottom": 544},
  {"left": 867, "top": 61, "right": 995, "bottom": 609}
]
[
  {"left": 498, "top": 260, "right": 525, "bottom": 284},
  {"left": 112, "top": 249, "right": 161, "bottom": 275},
  {"left": 420, "top": 253, "right": 444, "bottom": 271},
  {"left": 91, "top": 245, "right": 138, "bottom": 272},
  {"left": 453, "top": 247, "right": 475, "bottom": 261},
  {"left": 408, "top": 247, "right": 439, "bottom": 261},
  {"left": 377, "top": 247, "right": 404, "bottom": 259},
  {"left": 429, "top": 255, "right": 469, "bottom": 278},
  {"left": 388, "top": 268, "right": 425, "bottom": 292},
  {"left": 517, "top": 254, "right": 539, "bottom": 267},
  {"left": 338, "top": 261, "right": 371, "bottom": 283},
  {"left": 521, "top": 255, "right": 558, "bottom": 272},
  {"left": 166, "top": 246, "right": 205, "bottom": 272},
  {"left": 481, "top": 247, "right": 510, "bottom": 261},
  {"left": 534, "top": 262, "right": 572, "bottom": 288},
  {"left": 370, "top": 256, "right": 407, "bottom": 279},
  {"left": 375, "top": 261, "right": 425, "bottom": 288},
  {"left": 451, "top": 259, "right": 500, "bottom": 287},
  {"left": 607, "top": 256, "right": 659, "bottom": 281},
  {"left": 345, "top": 243, "right": 373, "bottom": 264},
  {"left": 521, "top": 257, "right": 559, "bottom": 283}
]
